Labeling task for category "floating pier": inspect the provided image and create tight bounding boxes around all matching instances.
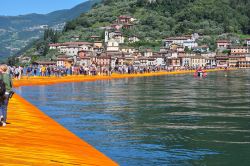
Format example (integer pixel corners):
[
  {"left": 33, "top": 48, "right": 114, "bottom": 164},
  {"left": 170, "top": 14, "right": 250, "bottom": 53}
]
[{"left": 0, "top": 94, "right": 118, "bottom": 165}]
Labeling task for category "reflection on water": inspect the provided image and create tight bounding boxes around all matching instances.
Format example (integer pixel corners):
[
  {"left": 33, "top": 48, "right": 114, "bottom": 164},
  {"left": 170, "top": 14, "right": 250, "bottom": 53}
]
[{"left": 16, "top": 70, "right": 250, "bottom": 166}]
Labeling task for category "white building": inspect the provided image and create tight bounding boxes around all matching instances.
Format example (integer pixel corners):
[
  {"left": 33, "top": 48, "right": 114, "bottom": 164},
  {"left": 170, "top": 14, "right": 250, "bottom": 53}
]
[
  {"left": 65, "top": 45, "right": 81, "bottom": 56},
  {"left": 164, "top": 36, "right": 191, "bottom": 47},
  {"left": 120, "top": 47, "right": 136, "bottom": 54},
  {"left": 190, "top": 55, "right": 206, "bottom": 67},
  {"left": 105, "top": 30, "right": 125, "bottom": 44},
  {"left": 59, "top": 46, "right": 67, "bottom": 54},
  {"left": 164, "top": 34, "right": 199, "bottom": 48},
  {"left": 153, "top": 56, "right": 165, "bottom": 66},
  {"left": 170, "top": 51, "right": 178, "bottom": 58},
  {"left": 50, "top": 42, "right": 94, "bottom": 56},
  {"left": 49, "top": 43, "right": 61, "bottom": 50},
  {"left": 205, "top": 57, "right": 216, "bottom": 67},
  {"left": 79, "top": 44, "right": 93, "bottom": 52},
  {"left": 106, "top": 39, "right": 119, "bottom": 52},
  {"left": 181, "top": 57, "right": 191, "bottom": 67},
  {"left": 110, "top": 57, "right": 117, "bottom": 68},
  {"left": 183, "top": 40, "right": 198, "bottom": 49},
  {"left": 128, "top": 36, "right": 140, "bottom": 43},
  {"left": 78, "top": 57, "right": 92, "bottom": 66},
  {"left": 246, "top": 39, "right": 250, "bottom": 47},
  {"left": 144, "top": 49, "right": 153, "bottom": 57}
]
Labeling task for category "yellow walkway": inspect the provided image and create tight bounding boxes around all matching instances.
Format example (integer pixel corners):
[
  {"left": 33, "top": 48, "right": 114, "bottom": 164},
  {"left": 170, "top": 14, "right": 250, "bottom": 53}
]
[{"left": 0, "top": 94, "right": 118, "bottom": 165}]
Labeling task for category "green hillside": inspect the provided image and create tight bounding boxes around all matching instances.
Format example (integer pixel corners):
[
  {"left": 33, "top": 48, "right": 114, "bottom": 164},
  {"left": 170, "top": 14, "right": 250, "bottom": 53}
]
[
  {"left": 0, "top": 0, "right": 101, "bottom": 62},
  {"left": 62, "top": 0, "right": 250, "bottom": 40}
]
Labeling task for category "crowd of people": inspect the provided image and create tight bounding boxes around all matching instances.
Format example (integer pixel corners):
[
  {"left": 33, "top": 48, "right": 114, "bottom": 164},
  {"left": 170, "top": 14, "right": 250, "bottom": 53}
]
[{"left": 7, "top": 64, "right": 212, "bottom": 79}]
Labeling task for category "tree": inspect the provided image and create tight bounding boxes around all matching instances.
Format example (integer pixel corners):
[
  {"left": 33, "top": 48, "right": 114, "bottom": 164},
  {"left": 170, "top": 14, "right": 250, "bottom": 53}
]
[
  {"left": 43, "top": 29, "right": 60, "bottom": 43},
  {"left": 7, "top": 56, "right": 19, "bottom": 66}
]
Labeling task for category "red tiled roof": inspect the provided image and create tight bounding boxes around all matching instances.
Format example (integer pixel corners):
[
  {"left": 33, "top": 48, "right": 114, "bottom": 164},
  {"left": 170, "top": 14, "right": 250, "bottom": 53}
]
[
  {"left": 215, "top": 56, "right": 229, "bottom": 60},
  {"left": 230, "top": 46, "right": 248, "bottom": 49},
  {"left": 49, "top": 43, "right": 61, "bottom": 47},
  {"left": 57, "top": 58, "right": 73, "bottom": 62},
  {"left": 217, "top": 40, "right": 231, "bottom": 43},
  {"left": 49, "top": 42, "right": 93, "bottom": 47},
  {"left": 230, "top": 53, "right": 247, "bottom": 55},
  {"left": 90, "top": 35, "right": 100, "bottom": 38},
  {"left": 97, "top": 56, "right": 111, "bottom": 59},
  {"left": 152, "top": 55, "right": 164, "bottom": 58},
  {"left": 119, "top": 15, "right": 132, "bottom": 19},
  {"left": 191, "top": 55, "right": 205, "bottom": 59},
  {"left": 165, "top": 37, "right": 189, "bottom": 40},
  {"left": 80, "top": 57, "right": 91, "bottom": 60},
  {"left": 64, "top": 42, "right": 93, "bottom": 46},
  {"left": 123, "top": 23, "right": 133, "bottom": 26}
]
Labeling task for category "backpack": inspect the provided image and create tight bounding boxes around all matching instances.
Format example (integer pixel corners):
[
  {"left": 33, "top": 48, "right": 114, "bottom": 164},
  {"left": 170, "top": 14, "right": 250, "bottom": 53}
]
[
  {"left": 0, "top": 78, "right": 6, "bottom": 97},
  {"left": 27, "top": 67, "right": 31, "bottom": 72}
]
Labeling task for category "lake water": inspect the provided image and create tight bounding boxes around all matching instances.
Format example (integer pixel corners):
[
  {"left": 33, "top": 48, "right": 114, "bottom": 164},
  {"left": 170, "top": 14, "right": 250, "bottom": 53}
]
[{"left": 16, "top": 70, "right": 250, "bottom": 166}]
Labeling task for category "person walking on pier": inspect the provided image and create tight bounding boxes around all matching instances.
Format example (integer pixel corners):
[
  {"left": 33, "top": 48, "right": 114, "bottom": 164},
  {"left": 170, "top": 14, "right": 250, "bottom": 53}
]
[{"left": 0, "top": 64, "right": 13, "bottom": 126}]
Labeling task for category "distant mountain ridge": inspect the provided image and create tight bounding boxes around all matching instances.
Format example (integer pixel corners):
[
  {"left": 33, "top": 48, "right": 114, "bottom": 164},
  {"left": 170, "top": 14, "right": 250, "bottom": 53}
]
[
  {"left": 0, "top": 0, "right": 101, "bottom": 30},
  {"left": 0, "top": 0, "right": 101, "bottom": 61}
]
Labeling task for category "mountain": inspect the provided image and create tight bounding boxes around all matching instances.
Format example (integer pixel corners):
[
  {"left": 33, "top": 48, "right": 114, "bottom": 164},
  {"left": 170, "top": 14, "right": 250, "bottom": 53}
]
[
  {"left": 0, "top": 0, "right": 101, "bottom": 61},
  {"left": 16, "top": 0, "right": 250, "bottom": 65},
  {"left": 63, "top": 0, "right": 250, "bottom": 40}
]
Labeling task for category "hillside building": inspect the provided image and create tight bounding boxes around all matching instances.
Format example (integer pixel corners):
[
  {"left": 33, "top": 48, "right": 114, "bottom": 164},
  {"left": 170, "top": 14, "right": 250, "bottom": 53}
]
[
  {"left": 216, "top": 40, "right": 231, "bottom": 50},
  {"left": 246, "top": 39, "right": 250, "bottom": 47},
  {"left": 230, "top": 46, "right": 248, "bottom": 54},
  {"left": 106, "top": 39, "right": 119, "bottom": 52}
]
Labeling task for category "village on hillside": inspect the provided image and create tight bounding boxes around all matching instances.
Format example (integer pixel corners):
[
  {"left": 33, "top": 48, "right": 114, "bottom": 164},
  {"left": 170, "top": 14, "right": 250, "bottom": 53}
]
[{"left": 19, "top": 15, "right": 250, "bottom": 71}]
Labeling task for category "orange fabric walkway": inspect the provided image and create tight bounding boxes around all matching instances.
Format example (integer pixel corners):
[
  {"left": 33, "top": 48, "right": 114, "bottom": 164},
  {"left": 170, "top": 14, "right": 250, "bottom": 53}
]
[{"left": 0, "top": 94, "right": 118, "bottom": 165}]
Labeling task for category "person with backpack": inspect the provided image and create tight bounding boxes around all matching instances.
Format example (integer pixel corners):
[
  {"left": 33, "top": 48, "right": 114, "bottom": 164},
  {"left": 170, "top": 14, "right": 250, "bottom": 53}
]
[
  {"left": 0, "top": 64, "right": 13, "bottom": 126},
  {"left": 26, "top": 65, "right": 32, "bottom": 78}
]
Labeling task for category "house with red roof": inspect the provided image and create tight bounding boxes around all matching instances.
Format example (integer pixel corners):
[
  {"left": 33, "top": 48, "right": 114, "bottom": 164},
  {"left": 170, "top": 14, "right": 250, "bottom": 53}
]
[
  {"left": 216, "top": 40, "right": 231, "bottom": 50},
  {"left": 118, "top": 15, "right": 133, "bottom": 24}
]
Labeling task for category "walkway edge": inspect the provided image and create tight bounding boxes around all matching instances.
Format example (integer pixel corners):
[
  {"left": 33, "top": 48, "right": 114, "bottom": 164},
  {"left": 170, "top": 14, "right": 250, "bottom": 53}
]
[{"left": 0, "top": 94, "right": 118, "bottom": 165}]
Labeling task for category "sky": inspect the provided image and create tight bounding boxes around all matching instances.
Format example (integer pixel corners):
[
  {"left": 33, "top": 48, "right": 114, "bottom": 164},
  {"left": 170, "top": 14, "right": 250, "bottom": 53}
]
[{"left": 0, "top": 0, "right": 87, "bottom": 16}]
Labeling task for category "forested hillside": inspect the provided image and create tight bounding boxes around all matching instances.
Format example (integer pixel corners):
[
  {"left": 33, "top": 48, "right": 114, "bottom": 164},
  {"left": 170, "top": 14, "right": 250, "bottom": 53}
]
[{"left": 63, "top": 0, "right": 250, "bottom": 41}]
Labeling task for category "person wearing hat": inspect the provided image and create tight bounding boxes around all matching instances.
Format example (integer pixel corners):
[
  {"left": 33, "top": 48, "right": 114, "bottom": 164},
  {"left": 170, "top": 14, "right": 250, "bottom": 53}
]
[{"left": 0, "top": 64, "right": 13, "bottom": 126}]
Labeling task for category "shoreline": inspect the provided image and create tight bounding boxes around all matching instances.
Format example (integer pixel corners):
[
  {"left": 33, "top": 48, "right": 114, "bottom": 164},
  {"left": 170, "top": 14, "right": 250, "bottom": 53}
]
[{"left": 13, "top": 68, "right": 233, "bottom": 88}]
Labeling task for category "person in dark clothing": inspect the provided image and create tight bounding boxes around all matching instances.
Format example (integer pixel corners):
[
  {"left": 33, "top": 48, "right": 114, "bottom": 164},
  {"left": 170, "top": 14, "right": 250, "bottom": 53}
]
[{"left": 0, "top": 64, "right": 13, "bottom": 126}]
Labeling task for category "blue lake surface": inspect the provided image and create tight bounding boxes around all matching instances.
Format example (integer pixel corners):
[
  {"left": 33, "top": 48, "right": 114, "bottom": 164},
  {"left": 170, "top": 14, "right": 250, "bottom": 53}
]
[{"left": 16, "top": 70, "right": 250, "bottom": 166}]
